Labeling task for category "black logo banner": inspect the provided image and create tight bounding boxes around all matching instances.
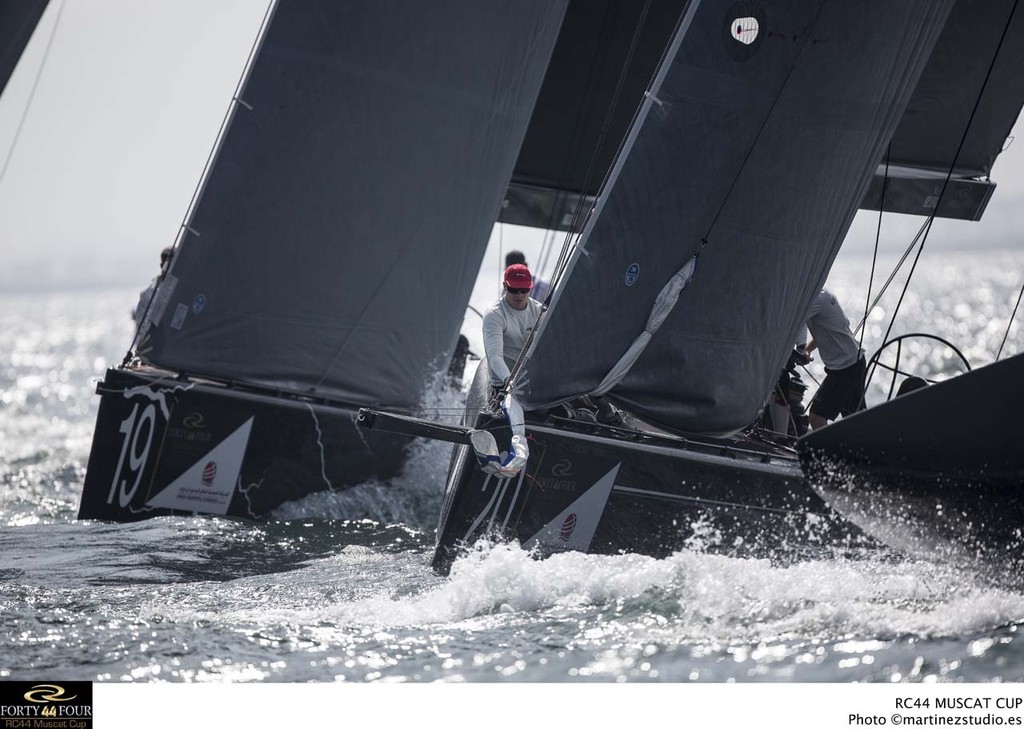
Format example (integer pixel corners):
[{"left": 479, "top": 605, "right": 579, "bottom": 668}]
[{"left": 0, "top": 682, "right": 93, "bottom": 729}]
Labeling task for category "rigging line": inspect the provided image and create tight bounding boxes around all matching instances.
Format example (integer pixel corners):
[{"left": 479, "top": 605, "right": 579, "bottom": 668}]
[
  {"left": 497, "top": 220, "right": 504, "bottom": 295},
  {"left": 851, "top": 217, "right": 929, "bottom": 337},
  {"left": 493, "top": 0, "right": 658, "bottom": 406},
  {"left": 0, "top": 0, "right": 66, "bottom": 195},
  {"left": 126, "top": 0, "right": 278, "bottom": 364},
  {"left": 178, "top": 0, "right": 276, "bottom": 234},
  {"left": 996, "top": 278, "right": 1024, "bottom": 361},
  {"left": 860, "top": 143, "right": 891, "bottom": 352},
  {"left": 535, "top": 0, "right": 632, "bottom": 286},
  {"left": 797, "top": 363, "right": 820, "bottom": 388},
  {"left": 537, "top": 226, "right": 557, "bottom": 288},
  {"left": 175, "top": 0, "right": 277, "bottom": 238},
  {"left": 871, "top": 0, "right": 1019, "bottom": 380},
  {"left": 538, "top": 205, "right": 570, "bottom": 289},
  {"left": 549, "top": 0, "right": 655, "bottom": 288},
  {"left": 867, "top": 220, "right": 929, "bottom": 391},
  {"left": 538, "top": 0, "right": 620, "bottom": 241},
  {"left": 768, "top": 381, "right": 800, "bottom": 437}
]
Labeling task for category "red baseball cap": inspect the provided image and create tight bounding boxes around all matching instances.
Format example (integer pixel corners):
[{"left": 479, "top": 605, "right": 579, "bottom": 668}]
[{"left": 503, "top": 264, "right": 533, "bottom": 289}]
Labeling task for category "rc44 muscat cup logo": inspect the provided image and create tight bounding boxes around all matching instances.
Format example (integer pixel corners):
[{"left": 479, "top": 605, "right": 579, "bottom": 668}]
[{"left": 0, "top": 682, "right": 93, "bottom": 729}]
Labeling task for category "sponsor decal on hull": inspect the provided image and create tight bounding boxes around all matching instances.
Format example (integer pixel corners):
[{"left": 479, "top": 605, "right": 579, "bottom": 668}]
[
  {"left": 525, "top": 464, "right": 620, "bottom": 553},
  {"left": 146, "top": 417, "right": 254, "bottom": 515}
]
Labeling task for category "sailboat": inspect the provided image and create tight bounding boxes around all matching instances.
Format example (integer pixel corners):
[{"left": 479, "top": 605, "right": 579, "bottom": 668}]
[
  {"left": 796, "top": 0, "right": 1024, "bottom": 579},
  {"left": 76, "top": 0, "right": 701, "bottom": 522},
  {"left": 361, "top": 0, "right": 1024, "bottom": 574},
  {"left": 76, "top": 0, "right": 569, "bottom": 520}
]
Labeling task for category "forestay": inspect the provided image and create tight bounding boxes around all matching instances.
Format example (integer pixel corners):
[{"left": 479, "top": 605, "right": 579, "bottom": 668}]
[
  {"left": 142, "top": 0, "right": 566, "bottom": 406},
  {"left": 522, "top": 0, "right": 954, "bottom": 434}
]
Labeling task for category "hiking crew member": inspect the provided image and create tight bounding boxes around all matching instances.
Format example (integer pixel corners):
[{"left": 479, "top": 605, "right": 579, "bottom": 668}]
[
  {"left": 482, "top": 263, "right": 542, "bottom": 396},
  {"left": 799, "top": 289, "right": 866, "bottom": 430},
  {"left": 132, "top": 246, "right": 173, "bottom": 330}
]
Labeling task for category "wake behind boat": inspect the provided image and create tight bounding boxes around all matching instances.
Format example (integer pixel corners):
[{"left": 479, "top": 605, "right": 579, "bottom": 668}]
[{"left": 799, "top": 352, "right": 1024, "bottom": 577}]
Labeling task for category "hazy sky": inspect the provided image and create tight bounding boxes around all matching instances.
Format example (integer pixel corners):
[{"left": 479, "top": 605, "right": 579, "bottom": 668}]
[
  {"left": 0, "top": 1, "right": 1021, "bottom": 295},
  {"left": 0, "top": 0, "right": 269, "bottom": 291}
]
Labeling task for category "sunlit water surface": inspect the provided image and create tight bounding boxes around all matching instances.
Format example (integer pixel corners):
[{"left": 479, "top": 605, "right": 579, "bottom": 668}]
[{"left": 1, "top": 249, "right": 1022, "bottom": 683}]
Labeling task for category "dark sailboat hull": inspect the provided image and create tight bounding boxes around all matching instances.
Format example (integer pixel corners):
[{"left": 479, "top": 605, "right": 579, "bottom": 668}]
[
  {"left": 79, "top": 368, "right": 408, "bottom": 521},
  {"left": 432, "top": 419, "right": 870, "bottom": 575},
  {"left": 798, "top": 353, "right": 1024, "bottom": 573}
]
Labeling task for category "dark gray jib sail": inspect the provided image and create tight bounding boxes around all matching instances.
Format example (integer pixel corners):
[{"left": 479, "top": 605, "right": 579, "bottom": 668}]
[
  {"left": 141, "top": 0, "right": 566, "bottom": 406},
  {"left": 522, "top": 0, "right": 953, "bottom": 435}
]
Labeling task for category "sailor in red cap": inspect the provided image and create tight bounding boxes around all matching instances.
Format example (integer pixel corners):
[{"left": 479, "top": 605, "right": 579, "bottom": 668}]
[
  {"left": 482, "top": 263, "right": 543, "bottom": 396},
  {"left": 474, "top": 263, "right": 543, "bottom": 475}
]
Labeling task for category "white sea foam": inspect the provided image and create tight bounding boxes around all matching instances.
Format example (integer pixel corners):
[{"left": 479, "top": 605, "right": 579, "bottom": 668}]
[{"left": 153, "top": 539, "right": 1024, "bottom": 652}]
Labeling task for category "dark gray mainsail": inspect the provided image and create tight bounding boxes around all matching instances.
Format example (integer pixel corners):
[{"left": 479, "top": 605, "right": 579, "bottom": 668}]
[
  {"left": 522, "top": 0, "right": 954, "bottom": 434},
  {"left": 887, "top": 0, "right": 1023, "bottom": 180},
  {"left": 142, "top": 0, "right": 566, "bottom": 406},
  {"left": 861, "top": 0, "right": 1024, "bottom": 221},
  {"left": 500, "top": 0, "right": 689, "bottom": 232}
]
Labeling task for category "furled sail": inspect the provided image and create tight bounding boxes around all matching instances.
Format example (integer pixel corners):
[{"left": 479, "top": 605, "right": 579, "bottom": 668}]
[
  {"left": 860, "top": 0, "right": 1024, "bottom": 220},
  {"left": 142, "top": 0, "right": 566, "bottom": 406},
  {"left": 522, "top": 0, "right": 954, "bottom": 434}
]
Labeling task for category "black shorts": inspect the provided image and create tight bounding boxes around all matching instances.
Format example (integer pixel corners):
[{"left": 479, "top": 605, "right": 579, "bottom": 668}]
[{"left": 810, "top": 355, "right": 866, "bottom": 421}]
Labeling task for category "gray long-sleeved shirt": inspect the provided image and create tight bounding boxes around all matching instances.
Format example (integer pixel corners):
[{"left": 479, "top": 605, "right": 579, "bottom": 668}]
[{"left": 482, "top": 296, "right": 543, "bottom": 387}]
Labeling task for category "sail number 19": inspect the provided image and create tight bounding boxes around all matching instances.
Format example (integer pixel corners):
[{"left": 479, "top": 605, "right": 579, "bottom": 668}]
[{"left": 107, "top": 401, "right": 157, "bottom": 506}]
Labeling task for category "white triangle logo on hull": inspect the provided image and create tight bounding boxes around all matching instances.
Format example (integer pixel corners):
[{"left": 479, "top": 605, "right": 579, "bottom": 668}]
[
  {"left": 146, "top": 417, "right": 254, "bottom": 515},
  {"left": 524, "top": 464, "right": 620, "bottom": 554}
]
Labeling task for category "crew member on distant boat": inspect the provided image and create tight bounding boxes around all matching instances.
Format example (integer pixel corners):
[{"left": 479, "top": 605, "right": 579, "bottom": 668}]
[
  {"left": 796, "top": 289, "right": 866, "bottom": 430},
  {"left": 131, "top": 245, "right": 172, "bottom": 331},
  {"left": 446, "top": 334, "right": 474, "bottom": 390}
]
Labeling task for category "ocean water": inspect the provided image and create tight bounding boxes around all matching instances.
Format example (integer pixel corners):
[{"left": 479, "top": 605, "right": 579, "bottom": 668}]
[{"left": 1, "top": 248, "right": 1023, "bottom": 688}]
